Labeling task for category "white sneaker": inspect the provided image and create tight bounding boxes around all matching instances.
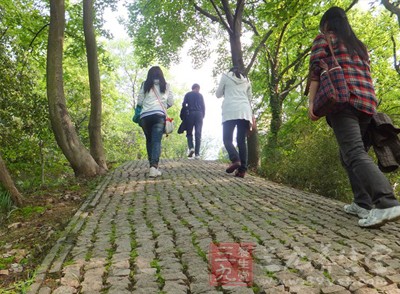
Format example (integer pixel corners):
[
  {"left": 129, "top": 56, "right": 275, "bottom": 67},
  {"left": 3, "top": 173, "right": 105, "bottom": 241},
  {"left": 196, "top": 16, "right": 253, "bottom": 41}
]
[
  {"left": 194, "top": 155, "right": 200, "bottom": 160},
  {"left": 187, "top": 148, "right": 195, "bottom": 158},
  {"left": 344, "top": 202, "right": 370, "bottom": 219},
  {"left": 149, "top": 167, "right": 162, "bottom": 178},
  {"left": 358, "top": 206, "right": 400, "bottom": 228}
]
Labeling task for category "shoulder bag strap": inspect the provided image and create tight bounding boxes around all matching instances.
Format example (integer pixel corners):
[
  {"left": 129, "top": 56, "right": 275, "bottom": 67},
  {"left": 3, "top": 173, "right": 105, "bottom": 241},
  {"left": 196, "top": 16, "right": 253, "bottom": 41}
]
[
  {"left": 152, "top": 86, "right": 169, "bottom": 118},
  {"left": 324, "top": 34, "right": 338, "bottom": 63}
]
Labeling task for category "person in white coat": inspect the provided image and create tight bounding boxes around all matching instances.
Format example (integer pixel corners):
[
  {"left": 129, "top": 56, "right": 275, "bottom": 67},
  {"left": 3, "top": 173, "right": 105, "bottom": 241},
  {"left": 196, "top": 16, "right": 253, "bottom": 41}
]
[
  {"left": 216, "top": 66, "right": 253, "bottom": 178},
  {"left": 137, "top": 66, "right": 174, "bottom": 178}
]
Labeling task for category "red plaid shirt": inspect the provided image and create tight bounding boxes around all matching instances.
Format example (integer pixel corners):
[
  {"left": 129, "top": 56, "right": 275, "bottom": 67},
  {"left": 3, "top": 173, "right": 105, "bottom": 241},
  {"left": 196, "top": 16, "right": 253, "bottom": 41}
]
[{"left": 309, "top": 32, "right": 377, "bottom": 115}]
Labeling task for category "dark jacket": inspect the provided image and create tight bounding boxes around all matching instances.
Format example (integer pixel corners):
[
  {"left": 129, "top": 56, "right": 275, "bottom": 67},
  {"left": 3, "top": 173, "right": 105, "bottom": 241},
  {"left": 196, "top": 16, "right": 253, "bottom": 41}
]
[
  {"left": 366, "top": 112, "right": 400, "bottom": 173},
  {"left": 182, "top": 91, "right": 205, "bottom": 118},
  {"left": 178, "top": 91, "right": 205, "bottom": 134}
]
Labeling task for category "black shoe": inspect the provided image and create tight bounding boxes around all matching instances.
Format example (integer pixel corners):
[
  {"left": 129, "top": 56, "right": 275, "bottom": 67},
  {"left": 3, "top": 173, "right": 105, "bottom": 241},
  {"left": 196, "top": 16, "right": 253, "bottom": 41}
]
[
  {"left": 235, "top": 170, "right": 245, "bottom": 178},
  {"left": 226, "top": 161, "right": 240, "bottom": 173}
]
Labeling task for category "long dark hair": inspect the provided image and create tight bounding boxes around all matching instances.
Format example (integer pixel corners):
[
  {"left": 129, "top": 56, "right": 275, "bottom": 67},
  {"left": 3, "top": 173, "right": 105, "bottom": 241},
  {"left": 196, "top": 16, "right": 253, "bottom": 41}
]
[
  {"left": 320, "top": 6, "right": 368, "bottom": 60},
  {"left": 229, "top": 66, "right": 246, "bottom": 79},
  {"left": 143, "top": 66, "right": 167, "bottom": 93}
]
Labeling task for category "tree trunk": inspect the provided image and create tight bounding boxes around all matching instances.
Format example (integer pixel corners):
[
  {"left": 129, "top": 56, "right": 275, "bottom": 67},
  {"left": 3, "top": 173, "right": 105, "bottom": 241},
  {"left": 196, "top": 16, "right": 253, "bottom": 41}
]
[
  {"left": 0, "top": 154, "right": 24, "bottom": 207},
  {"left": 229, "top": 34, "right": 245, "bottom": 71},
  {"left": 83, "top": 0, "right": 108, "bottom": 171},
  {"left": 194, "top": 0, "right": 260, "bottom": 169},
  {"left": 47, "top": 0, "right": 104, "bottom": 178},
  {"left": 268, "top": 92, "right": 282, "bottom": 148},
  {"left": 228, "top": 14, "right": 260, "bottom": 170}
]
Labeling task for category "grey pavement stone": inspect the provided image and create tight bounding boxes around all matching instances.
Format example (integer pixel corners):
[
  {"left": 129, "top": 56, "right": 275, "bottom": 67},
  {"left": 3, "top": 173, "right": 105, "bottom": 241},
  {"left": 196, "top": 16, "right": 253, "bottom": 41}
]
[
  {"left": 289, "top": 285, "right": 320, "bottom": 294},
  {"left": 26, "top": 160, "right": 400, "bottom": 293},
  {"left": 321, "top": 285, "right": 349, "bottom": 293},
  {"left": 52, "top": 286, "right": 77, "bottom": 294},
  {"left": 37, "top": 287, "right": 52, "bottom": 294},
  {"left": 61, "top": 263, "right": 82, "bottom": 281},
  {"left": 80, "top": 267, "right": 105, "bottom": 292}
]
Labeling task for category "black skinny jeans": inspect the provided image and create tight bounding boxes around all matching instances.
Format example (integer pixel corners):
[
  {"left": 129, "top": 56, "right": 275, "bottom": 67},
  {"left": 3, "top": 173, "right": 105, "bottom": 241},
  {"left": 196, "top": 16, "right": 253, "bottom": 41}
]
[{"left": 223, "top": 119, "right": 249, "bottom": 172}]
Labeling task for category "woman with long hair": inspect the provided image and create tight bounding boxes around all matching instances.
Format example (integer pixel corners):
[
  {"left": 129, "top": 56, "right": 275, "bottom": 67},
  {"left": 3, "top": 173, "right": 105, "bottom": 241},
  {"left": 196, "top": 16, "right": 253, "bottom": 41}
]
[
  {"left": 137, "top": 66, "right": 174, "bottom": 177},
  {"left": 308, "top": 7, "right": 400, "bottom": 228},
  {"left": 216, "top": 66, "right": 253, "bottom": 178}
]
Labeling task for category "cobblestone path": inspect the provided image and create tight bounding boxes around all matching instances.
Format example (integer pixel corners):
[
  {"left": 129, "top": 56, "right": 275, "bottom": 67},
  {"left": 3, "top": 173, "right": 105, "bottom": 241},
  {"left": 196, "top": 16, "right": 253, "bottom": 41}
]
[{"left": 28, "top": 159, "right": 400, "bottom": 294}]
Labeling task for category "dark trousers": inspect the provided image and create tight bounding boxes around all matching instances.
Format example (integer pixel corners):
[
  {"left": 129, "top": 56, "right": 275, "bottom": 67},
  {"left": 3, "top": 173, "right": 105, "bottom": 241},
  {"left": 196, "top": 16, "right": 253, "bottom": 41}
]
[
  {"left": 328, "top": 107, "right": 399, "bottom": 209},
  {"left": 223, "top": 119, "right": 249, "bottom": 172},
  {"left": 140, "top": 114, "right": 165, "bottom": 168},
  {"left": 186, "top": 111, "right": 203, "bottom": 156}
]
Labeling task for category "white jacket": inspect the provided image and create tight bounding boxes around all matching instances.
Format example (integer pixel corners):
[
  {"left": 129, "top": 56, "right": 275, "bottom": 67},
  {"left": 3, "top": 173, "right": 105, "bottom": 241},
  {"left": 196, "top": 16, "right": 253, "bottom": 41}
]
[
  {"left": 215, "top": 72, "right": 253, "bottom": 124},
  {"left": 138, "top": 80, "right": 174, "bottom": 118}
]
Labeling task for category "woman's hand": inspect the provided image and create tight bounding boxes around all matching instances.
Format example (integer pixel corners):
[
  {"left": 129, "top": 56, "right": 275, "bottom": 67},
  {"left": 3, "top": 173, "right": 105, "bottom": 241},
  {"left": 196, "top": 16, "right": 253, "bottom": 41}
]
[
  {"left": 308, "top": 81, "right": 320, "bottom": 121},
  {"left": 308, "top": 106, "right": 320, "bottom": 121}
]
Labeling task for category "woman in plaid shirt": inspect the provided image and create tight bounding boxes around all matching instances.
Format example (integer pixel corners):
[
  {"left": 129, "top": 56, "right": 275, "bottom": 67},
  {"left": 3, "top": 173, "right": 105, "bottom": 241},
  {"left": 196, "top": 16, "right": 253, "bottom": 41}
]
[{"left": 308, "top": 6, "right": 400, "bottom": 228}]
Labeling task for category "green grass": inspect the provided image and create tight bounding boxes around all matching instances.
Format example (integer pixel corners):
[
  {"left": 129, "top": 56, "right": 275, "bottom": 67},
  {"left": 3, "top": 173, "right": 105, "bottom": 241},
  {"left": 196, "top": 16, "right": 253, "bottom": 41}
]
[
  {"left": 0, "top": 256, "right": 15, "bottom": 270},
  {"left": 323, "top": 269, "right": 333, "bottom": 282},
  {"left": 1, "top": 272, "right": 35, "bottom": 294},
  {"left": 150, "top": 259, "right": 165, "bottom": 288},
  {"left": 0, "top": 190, "right": 13, "bottom": 215},
  {"left": 9, "top": 206, "right": 46, "bottom": 219}
]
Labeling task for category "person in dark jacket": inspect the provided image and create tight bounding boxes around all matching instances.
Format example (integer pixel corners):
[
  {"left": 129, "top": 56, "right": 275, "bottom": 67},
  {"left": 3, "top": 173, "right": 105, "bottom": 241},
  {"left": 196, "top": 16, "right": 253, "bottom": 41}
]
[{"left": 182, "top": 84, "right": 205, "bottom": 158}]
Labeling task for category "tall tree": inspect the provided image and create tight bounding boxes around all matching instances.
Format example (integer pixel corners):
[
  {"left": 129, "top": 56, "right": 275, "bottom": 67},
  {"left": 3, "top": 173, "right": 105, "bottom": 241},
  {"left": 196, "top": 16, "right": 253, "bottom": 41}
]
[
  {"left": 0, "top": 154, "right": 24, "bottom": 207},
  {"left": 47, "top": 0, "right": 105, "bottom": 177},
  {"left": 192, "top": 1, "right": 263, "bottom": 169},
  {"left": 83, "top": 0, "right": 108, "bottom": 171}
]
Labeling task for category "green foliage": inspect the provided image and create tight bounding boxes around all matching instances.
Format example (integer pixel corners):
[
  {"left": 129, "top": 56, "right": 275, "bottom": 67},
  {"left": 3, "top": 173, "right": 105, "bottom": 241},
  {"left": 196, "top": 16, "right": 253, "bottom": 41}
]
[
  {"left": 261, "top": 109, "right": 351, "bottom": 201},
  {"left": 126, "top": 0, "right": 216, "bottom": 67}
]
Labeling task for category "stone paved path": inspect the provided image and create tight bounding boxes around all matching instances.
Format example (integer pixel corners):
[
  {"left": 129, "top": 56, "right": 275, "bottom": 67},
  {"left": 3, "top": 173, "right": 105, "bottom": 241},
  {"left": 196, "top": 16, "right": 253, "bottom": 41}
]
[{"left": 27, "top": 159, "right": 400, "bottom": 294}]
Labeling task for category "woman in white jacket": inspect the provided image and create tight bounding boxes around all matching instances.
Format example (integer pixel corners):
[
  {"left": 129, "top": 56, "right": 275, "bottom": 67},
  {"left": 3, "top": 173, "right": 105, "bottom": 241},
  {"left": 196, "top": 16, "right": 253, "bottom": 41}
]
[
  {"left": 137, "top": 66, "right": 174, "bottom": 178},
  {"left": 216, "top": 66, "right": 253, "bottom": 178}
]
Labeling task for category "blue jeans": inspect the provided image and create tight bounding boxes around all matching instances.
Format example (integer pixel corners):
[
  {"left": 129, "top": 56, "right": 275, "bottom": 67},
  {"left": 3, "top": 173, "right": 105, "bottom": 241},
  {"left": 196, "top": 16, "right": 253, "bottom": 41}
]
[
  {"left": 186, "top": 111, "right": 203, "bottom": 156},
  {"left": 223, "top": 119, "right": 249, "bottom": 172},
  {"left": 140, "top": 114, "right": 165, "bottom": 168},
  {"left": 328, "top": 107, "right": 399, "bottom": 209}
]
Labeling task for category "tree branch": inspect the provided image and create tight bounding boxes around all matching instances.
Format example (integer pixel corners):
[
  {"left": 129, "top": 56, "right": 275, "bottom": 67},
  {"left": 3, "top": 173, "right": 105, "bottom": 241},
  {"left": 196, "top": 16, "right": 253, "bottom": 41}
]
[
  {"left": 0, "top": 27, "right": 8, "bottom": 41},
  {"left": 194, "top": 0, "right": 232, "bottom": 34},
  {"left": 279, "top": 76, "right": 307, "bottom": 100},
  {"left": 192, "top": 3, "right": 219, "bottom": 22},
  {"left": 220, "top": 0, "right": 234, "bottom": 27},
  {"left": 391, "top": 35, "right": 400, "bottom": 74},
  {"left": 29, "top": 23, "right": 50, "bottom": 49},
  {"left": 243, "top": 18, "right": 259, "bottom": 35},
  {"left": 345, "top": 0, "right": 360, "bottom": 11},
  {"left": 381, "top": 0, "right": 400, "bottom": 26},
  {"left": 245, "top": 27, "right": 275, "bottom": 74},
  {"left": 273, "top": 22, "right": 288, "bottom": 64},
  {"left": 279, "top": 45, "right": 312, "bottom": 80},
  {"left": 233, "top": 0, "right": 245, "bottom": 32}
]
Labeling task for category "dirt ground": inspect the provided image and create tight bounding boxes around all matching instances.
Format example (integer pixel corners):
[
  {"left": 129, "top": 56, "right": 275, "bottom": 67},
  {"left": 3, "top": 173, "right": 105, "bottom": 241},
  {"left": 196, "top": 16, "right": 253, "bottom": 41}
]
[{"left": 0, "top": 178, "right": 96, "bottom": 293}]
